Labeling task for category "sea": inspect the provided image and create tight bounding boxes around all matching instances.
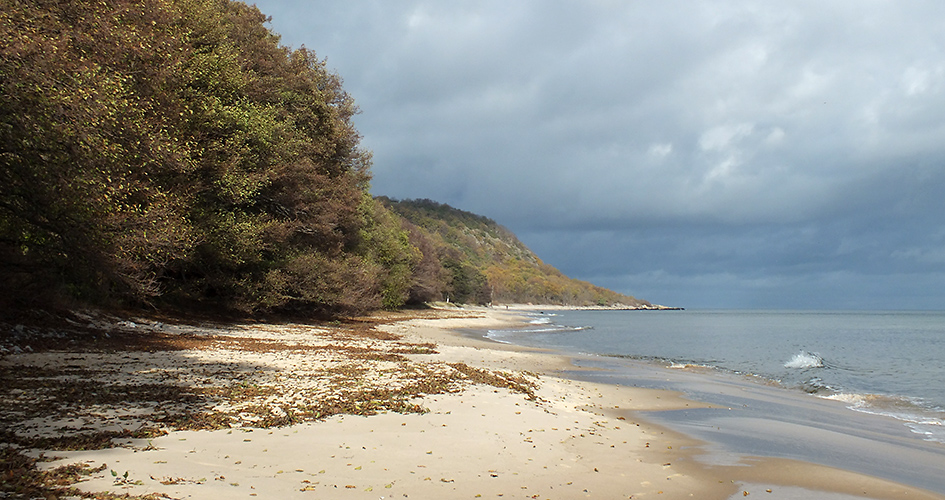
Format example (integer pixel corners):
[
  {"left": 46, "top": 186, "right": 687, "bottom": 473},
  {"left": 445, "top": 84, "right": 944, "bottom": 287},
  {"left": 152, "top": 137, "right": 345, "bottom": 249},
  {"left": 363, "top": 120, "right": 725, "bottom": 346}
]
[{"left": 485, "top": 309, "right": 945, "bottom": 445}]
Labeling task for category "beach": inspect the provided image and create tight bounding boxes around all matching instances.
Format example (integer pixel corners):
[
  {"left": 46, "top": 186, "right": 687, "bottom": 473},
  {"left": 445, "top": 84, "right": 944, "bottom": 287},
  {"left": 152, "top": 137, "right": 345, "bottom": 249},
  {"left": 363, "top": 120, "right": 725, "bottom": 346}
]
[{"left": 2, "top": 307, "right": 942, "bottom": 499}]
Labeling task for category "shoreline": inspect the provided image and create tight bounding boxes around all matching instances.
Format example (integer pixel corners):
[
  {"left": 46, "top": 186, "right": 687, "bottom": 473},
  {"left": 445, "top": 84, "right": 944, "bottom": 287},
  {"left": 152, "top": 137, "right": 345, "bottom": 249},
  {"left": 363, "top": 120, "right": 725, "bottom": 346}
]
[
  {"left": 2, "top": 306, "right": 941, "bottom": 499},
  {"left": 492, "top": 306, "right": 945, "bottom": 495},
  {"left": 419, "top": 306, "right": 945, "bottom": 499},
  {"left": 448, "top": 302, "right": 685, "bottom": 311}
]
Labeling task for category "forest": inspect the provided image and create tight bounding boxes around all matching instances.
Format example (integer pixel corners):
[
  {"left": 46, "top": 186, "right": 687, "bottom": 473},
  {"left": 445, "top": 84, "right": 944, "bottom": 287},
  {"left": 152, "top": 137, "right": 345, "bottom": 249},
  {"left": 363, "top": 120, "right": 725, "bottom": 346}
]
[{"left": 0, "top": 0, "right": 646, "bottom": 318}]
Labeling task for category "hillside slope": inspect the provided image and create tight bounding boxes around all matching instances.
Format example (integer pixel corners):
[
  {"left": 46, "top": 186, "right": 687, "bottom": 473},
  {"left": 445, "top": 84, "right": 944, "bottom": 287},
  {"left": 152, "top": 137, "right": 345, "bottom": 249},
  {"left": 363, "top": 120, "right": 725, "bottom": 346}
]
[{"left": 380, "top": 198, "right": 653, "bottom": 308}]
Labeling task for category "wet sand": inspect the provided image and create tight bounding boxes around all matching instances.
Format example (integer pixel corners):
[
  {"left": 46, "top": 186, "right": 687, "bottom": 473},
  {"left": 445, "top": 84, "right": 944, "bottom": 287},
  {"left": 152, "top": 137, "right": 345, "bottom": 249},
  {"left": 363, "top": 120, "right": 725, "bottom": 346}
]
[{"left": 566, "top": 355, "right": 945, "bottom": 496}]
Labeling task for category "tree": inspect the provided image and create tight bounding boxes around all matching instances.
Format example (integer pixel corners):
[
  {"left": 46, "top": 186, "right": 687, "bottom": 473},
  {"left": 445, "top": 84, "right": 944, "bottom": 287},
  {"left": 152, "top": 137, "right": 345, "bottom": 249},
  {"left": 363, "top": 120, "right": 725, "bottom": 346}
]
[{"left": 0, "top": 0, "right": 392, "bottom": 316}]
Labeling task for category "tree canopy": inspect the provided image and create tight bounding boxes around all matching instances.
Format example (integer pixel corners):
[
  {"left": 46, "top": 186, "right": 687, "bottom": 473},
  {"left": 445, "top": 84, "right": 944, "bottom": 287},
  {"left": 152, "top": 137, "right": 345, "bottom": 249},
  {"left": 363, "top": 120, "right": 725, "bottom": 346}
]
[{"left": 0, "top": 0, "right": 417, "bottom": 315}]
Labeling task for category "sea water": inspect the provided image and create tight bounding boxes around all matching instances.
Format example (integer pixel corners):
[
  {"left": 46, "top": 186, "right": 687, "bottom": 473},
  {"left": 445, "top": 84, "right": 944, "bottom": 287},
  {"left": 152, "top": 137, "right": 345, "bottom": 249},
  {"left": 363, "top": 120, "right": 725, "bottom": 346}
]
[{"left": 486, "top": 309, "right": 945, "bottom": 444}]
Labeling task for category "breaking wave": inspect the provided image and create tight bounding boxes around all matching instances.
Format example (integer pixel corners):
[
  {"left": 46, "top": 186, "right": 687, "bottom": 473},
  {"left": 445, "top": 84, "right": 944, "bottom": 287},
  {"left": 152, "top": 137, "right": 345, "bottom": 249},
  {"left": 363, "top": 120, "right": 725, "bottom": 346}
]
[
  {"left": 784, "top": 351, "right": 824, "bottom": 369},
  {"left": 484, "top": 323, "right": 592, "bottom": 343}
]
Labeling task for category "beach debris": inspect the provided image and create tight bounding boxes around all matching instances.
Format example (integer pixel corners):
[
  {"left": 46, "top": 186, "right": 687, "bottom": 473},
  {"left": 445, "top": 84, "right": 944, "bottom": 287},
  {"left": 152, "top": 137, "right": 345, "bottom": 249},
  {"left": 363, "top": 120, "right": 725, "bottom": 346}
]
[{"left": 0, "top": 309, "right": 551, "bottom": 499}]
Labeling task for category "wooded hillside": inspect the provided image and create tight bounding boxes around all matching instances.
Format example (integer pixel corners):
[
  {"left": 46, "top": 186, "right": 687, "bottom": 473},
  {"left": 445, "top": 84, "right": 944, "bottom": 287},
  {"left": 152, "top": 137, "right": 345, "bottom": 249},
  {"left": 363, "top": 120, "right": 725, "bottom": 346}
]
[
  {"left": 380, "top": 198, "right": 649, "bottom": 308},
  {"left": 0, "top": 0, "right": 418, "bottom": 316},
  {"left": 0, "top": 0, "right": 649, "bottom": 317}
]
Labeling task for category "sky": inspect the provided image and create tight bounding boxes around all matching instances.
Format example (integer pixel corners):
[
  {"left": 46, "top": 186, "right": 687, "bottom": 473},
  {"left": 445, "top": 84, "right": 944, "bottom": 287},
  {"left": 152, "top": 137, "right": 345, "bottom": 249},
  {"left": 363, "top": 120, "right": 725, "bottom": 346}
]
[{"left": 249, "top": 0, "right": 945, "bottom": 310}]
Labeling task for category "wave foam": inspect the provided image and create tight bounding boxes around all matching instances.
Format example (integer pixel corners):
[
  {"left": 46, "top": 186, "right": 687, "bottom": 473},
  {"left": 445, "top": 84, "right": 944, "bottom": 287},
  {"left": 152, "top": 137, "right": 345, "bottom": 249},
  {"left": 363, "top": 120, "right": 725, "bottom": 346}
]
[
  {"left": 822, "top": 393, "right": 869, "bottom": 405},
  {"left": 821, "top": 392, "right": 945, "bottom": 443},
  {"left": 524, "top": 325, "right": 592, "bottom": 334},
  {"left": 784, "top": 351, "right": 824, "bottom": 369},
  {"left": 485, "top": 324, "right": 592, "bottom": 342}
]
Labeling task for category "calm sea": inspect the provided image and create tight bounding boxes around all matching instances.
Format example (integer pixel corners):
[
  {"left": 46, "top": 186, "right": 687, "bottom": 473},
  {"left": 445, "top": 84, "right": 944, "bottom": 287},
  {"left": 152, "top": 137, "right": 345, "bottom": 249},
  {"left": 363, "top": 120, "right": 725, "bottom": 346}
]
[{"left": 486, "top": 309, "right": 945, "bottom": 444}]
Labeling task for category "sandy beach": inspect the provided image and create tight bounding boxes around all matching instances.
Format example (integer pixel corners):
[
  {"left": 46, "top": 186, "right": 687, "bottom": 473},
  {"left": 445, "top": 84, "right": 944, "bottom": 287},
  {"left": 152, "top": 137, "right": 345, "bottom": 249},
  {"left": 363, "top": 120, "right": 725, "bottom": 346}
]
[{"left": 1, "top": 306, "right": 942, "bottom": 499}]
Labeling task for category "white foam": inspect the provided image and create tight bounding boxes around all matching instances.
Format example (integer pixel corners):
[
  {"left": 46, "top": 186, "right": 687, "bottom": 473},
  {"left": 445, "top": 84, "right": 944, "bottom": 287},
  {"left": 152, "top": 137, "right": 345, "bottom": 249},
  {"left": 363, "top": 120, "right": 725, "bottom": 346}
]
[
  {"left": 821, "top": 393, "right": 945, "bottom": 443},
  {"left": 668, "top": 362, "right": 717, "bottom": 372},
  {"left": 522, "top": 325, "right": 592, "bottom": 334},
  {"left": 905, "top": 422, "right": 945, "bottom": 444},
  {"left": 485, "top": 323, "right": 591, "bottom": 344},
  {"left": 822, "top": 393, "right": 867, "bottom": 405},
  {"left": 483, "top": 330, "right": 514, "bottom": 344},
  {"left": 784, "top": 351, "right": 824, "bottom": 369}
]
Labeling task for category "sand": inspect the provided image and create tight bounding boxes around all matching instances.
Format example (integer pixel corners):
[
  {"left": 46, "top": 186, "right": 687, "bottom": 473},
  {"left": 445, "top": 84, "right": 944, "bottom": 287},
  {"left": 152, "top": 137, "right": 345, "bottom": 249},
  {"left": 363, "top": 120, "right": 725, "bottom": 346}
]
[{"left": 2, "top": 306, "right": 943, "bottom": 499}]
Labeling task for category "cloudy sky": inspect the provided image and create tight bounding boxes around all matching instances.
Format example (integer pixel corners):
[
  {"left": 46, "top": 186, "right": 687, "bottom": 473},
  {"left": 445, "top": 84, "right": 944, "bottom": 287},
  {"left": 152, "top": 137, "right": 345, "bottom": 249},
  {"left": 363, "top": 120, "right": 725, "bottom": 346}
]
[{"left": 251, "top": 0, "right": 945, "bottom": 310}]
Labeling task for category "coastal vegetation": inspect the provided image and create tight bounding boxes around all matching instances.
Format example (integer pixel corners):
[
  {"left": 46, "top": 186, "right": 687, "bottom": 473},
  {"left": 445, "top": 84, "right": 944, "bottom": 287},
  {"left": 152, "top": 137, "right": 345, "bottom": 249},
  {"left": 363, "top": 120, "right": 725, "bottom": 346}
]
[
  {"left": 379, "top": 198, "right": 648, "bottom": 308},
  {"left": 0, "top": 0, "right": 644, "bottom": 318}
]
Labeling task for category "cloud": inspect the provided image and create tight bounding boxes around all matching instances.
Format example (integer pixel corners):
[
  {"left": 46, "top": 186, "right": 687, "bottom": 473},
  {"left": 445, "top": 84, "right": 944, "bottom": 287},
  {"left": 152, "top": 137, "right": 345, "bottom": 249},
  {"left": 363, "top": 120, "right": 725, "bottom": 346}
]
[{"left": 253, "top": 0, "right": 945, "bottom": 308}]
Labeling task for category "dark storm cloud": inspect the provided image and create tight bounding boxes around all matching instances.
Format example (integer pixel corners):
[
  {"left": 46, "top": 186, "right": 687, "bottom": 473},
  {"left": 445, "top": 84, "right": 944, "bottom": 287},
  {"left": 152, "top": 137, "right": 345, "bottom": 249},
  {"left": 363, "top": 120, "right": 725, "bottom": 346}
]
[{"left": 252, "top": 0, "right": 945, "bottom": 309}]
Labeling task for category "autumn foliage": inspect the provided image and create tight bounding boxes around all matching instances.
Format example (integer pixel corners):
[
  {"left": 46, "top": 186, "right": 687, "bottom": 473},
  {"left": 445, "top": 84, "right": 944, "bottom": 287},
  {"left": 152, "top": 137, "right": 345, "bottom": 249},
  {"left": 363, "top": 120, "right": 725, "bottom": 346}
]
[
  {"left": 380, "top": 199, "right": 648, "bottom": 308},
  {"left": 0, "top": 0, "right": 417, "bottom": 315},
  {"left": 0, "top": 0, "right": 643, "bottom": 317}
]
